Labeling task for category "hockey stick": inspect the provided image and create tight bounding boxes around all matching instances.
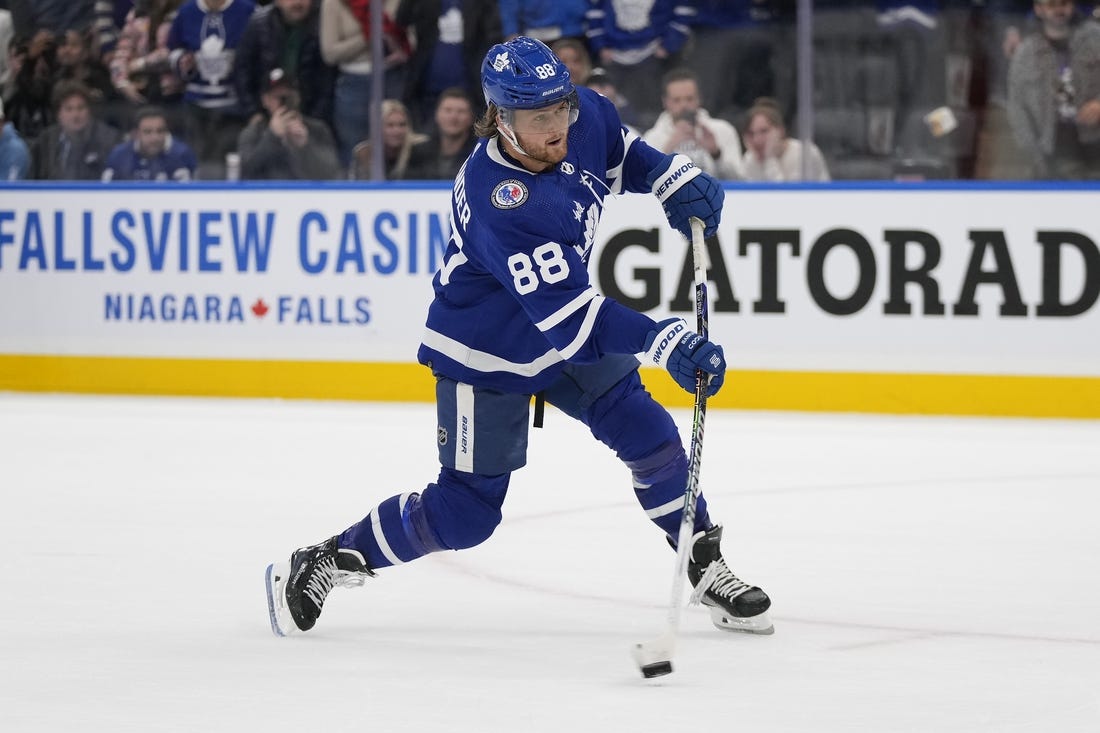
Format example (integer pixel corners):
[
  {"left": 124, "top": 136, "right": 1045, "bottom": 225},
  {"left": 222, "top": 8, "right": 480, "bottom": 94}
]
[{"left": 632, "top": 216, "right": 710, "bottom": 678}]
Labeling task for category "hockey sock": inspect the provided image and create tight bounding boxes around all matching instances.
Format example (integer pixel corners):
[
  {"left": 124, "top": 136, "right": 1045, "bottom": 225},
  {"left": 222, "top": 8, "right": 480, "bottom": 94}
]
[
  {"left": 625, "top": 439, "right": 711, "bottom": 537},
  {"left": 338, "top": 470, "right": 510, "bottom": 568}
]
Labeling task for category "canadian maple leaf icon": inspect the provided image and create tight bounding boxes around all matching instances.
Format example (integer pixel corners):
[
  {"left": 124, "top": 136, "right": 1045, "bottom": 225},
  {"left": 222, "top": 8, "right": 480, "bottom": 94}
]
[{"left": 251, "top": 298, "right": 269, "bottom": 318}]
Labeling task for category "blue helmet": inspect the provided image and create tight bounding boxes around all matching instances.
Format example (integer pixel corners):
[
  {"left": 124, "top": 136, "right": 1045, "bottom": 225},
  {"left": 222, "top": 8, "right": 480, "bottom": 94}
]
[{"left": 481, "top": 36, "right": 575, "bottom": 110}]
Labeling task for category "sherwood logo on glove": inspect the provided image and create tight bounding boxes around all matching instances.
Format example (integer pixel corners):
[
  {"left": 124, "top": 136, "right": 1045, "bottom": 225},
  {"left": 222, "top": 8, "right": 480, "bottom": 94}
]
[
  {"left": 653, "top": 156, "right": 700, "bottom": 201},
  {"left": 645, "top": 319, "right": 688, "bottom": 367}
]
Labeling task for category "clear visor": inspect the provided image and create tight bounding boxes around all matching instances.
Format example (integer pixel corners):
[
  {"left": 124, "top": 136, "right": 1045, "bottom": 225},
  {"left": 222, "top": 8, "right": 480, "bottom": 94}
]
[{"left": 500, "top": 94, "right": 579, "bottom": 135}]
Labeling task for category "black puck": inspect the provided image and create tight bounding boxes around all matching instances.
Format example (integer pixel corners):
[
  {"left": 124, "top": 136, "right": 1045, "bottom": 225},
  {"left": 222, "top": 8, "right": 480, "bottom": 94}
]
[{"left": 641, "top": 661, "right": 673, "bottom": 678}]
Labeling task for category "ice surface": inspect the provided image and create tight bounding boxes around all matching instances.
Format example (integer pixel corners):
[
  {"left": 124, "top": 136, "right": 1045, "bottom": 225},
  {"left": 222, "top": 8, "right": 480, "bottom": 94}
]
[{"left": 1, "top": 394, "right": 1098, "bottom": 732}]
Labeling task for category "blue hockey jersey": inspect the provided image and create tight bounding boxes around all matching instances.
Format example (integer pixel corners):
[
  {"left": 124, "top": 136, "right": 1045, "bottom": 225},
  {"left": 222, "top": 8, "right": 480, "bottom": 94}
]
[{"left": 417, "top": 86, "right": 676, "bottom": 394}]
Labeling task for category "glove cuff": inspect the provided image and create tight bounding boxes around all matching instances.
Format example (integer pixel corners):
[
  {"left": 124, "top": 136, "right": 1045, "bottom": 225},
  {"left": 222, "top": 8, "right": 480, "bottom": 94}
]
[
  {"left": 640, "top": 318, "right": 690, "bottom": 369},
  {"left": 650, "top": 154, "right": 701, "bottom": 203}
]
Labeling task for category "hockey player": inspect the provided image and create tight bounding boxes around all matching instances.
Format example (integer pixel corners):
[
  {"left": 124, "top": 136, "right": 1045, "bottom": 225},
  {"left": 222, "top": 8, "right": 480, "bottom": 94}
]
[{"left": 266, "top": 36, "right": 773, "bottom": 638}]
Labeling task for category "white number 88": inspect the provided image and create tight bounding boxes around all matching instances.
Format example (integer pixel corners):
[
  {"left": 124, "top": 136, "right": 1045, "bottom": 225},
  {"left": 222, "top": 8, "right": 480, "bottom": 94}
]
[{"left": 507, "top": 242, "right": 570, "bottom": 294}]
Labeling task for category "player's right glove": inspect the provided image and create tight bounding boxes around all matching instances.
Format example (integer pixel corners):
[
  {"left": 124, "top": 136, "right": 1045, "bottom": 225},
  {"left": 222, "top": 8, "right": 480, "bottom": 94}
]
[
  {"left": 642, "top": 317, "right": 726, "bottom": 397},
  {"left": 646, "top": 154, "right": 724, "bottom": 238}
]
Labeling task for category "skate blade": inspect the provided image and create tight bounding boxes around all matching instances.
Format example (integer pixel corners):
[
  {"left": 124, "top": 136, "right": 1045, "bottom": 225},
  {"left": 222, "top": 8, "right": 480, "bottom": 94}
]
[
  {"left": 709, "top": 607, "right": 774, "bottom": 635},
  {"left": 265, "top": 562, "right": 296, "bottom": 637}
]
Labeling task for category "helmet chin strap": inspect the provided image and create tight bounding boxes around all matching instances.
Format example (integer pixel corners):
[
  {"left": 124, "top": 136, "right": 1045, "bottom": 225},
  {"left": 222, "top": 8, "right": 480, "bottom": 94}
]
[{"left": 497, "top": 118, "right": 530, "bottom": 158}]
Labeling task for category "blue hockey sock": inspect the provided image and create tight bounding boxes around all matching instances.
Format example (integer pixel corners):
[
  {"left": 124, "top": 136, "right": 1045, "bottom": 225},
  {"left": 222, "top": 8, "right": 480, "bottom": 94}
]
[
  {"left": 625, "top": 439, "right": 711, "bottom": 538},
  {"left": 338, "top": 493, "right": 434, "bottom": 569},
  {"left": 582, "top": 373, "right": 711, "bottom": 537},
  {"left": 337, "top": 470, "right": 510, "bottom": 569}
]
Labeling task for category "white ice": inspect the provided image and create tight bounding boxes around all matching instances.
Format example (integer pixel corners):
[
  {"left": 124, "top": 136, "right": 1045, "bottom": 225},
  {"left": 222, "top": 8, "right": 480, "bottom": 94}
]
[{"left": 1, "top": 393, "right": 1098, "bottom": 732}]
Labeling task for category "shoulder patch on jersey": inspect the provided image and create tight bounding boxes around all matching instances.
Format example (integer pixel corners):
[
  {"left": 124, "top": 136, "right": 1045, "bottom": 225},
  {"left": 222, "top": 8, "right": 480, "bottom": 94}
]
[{"left": 491, "top": 179, "right": 529, "bottom": 210}]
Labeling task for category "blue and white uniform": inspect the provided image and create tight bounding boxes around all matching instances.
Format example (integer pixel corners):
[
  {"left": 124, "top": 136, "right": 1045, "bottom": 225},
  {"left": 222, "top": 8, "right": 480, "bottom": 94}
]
[
  {"left": 336, "top": 37, "right": 726, "bottom": 573},
  {"left": 418, "top": 86, "right": 665, "bottom": 395}
]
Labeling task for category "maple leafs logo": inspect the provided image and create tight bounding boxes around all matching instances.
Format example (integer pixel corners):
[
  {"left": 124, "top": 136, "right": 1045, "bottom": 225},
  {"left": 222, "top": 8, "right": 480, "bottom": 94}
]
[
  {"left": 572, "top": 204, "right": 600, "bottom": 261},
  {"left": 251, "top": 298, "right": 269, "bottom": 318}
]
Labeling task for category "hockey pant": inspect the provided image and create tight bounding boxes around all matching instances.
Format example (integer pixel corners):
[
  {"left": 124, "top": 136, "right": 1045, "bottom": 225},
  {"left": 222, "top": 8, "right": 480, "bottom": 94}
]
[{"left": 338, "top": 356, "right": 710, "bottom": 569}]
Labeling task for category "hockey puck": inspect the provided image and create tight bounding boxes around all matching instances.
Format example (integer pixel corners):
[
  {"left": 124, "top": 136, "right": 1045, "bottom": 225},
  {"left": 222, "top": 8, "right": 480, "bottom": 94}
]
[{"left": 640, "top": 661, "right": 673, "bottom": 678}]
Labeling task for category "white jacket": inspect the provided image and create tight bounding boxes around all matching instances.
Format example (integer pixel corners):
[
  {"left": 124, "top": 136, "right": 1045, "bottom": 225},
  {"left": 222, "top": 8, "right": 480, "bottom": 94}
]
[
  {"left": 642, "top": 108, "right": 744, "bottom": 180},
  {"left": 741, "top": 138, "right": 831, "bottom": 182}
]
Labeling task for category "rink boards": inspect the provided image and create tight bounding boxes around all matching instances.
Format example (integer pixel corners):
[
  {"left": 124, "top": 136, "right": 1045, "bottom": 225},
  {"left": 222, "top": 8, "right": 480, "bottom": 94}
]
[{"left": 1, "top": 182, "right": 1097, "bottom": 418}]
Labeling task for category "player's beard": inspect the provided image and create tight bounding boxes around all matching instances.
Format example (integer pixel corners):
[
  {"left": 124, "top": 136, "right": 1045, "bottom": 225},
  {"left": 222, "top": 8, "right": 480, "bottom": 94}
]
[{"left": 511, "top": 129, "right": 569, "bottom": 171}]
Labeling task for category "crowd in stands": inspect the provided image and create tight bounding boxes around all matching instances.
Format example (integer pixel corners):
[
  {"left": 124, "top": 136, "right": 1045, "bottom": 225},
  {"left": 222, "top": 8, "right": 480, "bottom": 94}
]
[{"left": 1, "top": 0, "right": 1099, "bottom": 182}]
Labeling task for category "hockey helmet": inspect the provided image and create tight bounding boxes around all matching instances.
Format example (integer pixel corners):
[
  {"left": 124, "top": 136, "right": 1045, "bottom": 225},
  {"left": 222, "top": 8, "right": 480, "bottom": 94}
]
[{"left": 481, "top": 36, "right": 577, "bottom": 112}]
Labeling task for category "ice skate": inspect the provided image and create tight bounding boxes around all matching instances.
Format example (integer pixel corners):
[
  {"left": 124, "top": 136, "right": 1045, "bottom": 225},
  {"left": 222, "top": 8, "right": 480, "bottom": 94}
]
[
  {"left": 265, "top": 536, "right": 373, "bottom": 637},
  {"left": 686, "top": 525, "right": 774, "bottom": 635}
]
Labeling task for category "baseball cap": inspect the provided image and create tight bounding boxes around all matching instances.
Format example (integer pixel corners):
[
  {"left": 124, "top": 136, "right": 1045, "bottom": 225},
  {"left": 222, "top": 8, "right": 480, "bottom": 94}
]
[{"left": 264, "top": 68, "right": 296, "bottom": 93}]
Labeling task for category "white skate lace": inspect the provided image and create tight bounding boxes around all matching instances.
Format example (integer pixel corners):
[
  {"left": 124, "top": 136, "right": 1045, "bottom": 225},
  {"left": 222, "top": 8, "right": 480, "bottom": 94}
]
[
  {"left": 303, "top": 557, "right": 367, "bottom": 608},
  {"left": 688, "top": 559, "right": 752, "bottom": 607}
]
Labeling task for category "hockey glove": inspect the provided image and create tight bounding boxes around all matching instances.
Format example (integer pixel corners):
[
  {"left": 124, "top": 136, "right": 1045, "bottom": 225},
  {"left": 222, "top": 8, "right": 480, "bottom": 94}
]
[
  {"left": 646, "top": 154, "right": 725, "bottom": 238},
  {"left": 642, "top": 318, "right": 726, "bottom": 396}
]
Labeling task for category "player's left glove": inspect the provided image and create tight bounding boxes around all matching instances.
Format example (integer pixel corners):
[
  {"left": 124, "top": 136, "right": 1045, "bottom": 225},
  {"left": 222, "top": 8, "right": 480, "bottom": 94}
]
[
  {"left": 642, "top": 317, "right": 726, "bottom": 397},
  {"left": 646, "top": 154, "right": 724, "bottom": 238}
]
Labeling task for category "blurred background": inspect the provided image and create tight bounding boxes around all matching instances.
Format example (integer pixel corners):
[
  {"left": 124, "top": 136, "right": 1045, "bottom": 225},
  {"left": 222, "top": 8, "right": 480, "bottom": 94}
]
[{"left": 2, "top": 0, "right": 1095, "bottom": 184}]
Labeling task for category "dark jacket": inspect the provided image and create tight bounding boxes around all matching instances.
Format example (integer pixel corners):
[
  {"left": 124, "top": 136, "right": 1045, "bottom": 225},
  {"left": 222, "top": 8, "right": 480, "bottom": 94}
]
[
  {"left": 405, "top": 133, "right": 476, "bottom": 180},
  {"left": 233, "top": 3, "right": 337, "bottom": 126},
  {"left": 31, "top": 120, "right": 122, "bottom": 180},
  {"left": 237, "top": 112, "right": 341, "bottom": 180},
  {"left": 395, "top": 0, "right": 501, "bottom": 109}
]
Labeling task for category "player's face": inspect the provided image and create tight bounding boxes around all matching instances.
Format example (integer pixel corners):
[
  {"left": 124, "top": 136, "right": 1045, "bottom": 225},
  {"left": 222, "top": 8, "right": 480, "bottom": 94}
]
[{"left": 504, "top": 100, "right": 572, "bottom": 171}]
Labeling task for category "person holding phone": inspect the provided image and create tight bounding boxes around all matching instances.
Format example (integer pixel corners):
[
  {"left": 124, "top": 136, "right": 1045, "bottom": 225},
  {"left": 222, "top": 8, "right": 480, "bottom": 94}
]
[{"left": 643, "top": 67, "right": 744, "bottom": 180}]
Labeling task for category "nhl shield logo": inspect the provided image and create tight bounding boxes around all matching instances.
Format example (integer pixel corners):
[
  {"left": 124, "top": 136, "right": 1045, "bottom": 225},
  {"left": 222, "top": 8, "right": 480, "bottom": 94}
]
[
  {"left": 491, "top": 179, "right": 528, "bottom": 209},
  {"left": 438, "top": 426, "right": 448, "bottom": 445}
]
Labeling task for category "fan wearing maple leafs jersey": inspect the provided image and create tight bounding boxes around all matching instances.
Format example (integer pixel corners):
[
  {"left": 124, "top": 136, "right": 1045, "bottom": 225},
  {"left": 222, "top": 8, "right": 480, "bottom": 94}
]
[{"left": 264, "top": 37, "right": 774, "bottom": 640}]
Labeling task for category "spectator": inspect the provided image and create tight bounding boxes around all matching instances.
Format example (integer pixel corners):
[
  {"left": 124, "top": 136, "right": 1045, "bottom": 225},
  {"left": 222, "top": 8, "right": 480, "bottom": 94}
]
[
  {"left": 498, "top": 0, "right": 586, "bottom": 44},
  {"left": 0, "top": 8, "right": 12, "bottom": 88},
  {"left": 405, "top": 85, "right": 474, "bottom": 179},
  {"left": 0, "top": 95, "right": 32, "bottom": 179},
  {"left": 684, "top": 0, "right": 786, "bottom": 126},
  {"left": 1007, "top": 0, "right": 1100, "bottom": 179},
  {"left": 237, "top": 66, "right": 341, "bottom": 179},
  {"left": 9, "top": 0, "right": 96, "bottom": 39},
  {"left": 320, "top": 0, "right": 410, "bottom": 165},
  {"left": 583, "top": 0, "right": 692, "bottom": 129},
  {"left": 167, "top": 0, "right": 256, "bottom": 179},
  {"left": 109, "top": 0, "right": 186, "bottom": 109},
  {"left": 91, "top": 0, "right": 134, "bottom": 58},
  {"left": 395, "top": 0, "right": 501, "bottom": 132},
  {"left": 585, "top": 65, "right": 640, "bottom": 131},
  {"left": 102, "top": 104, "right": 198, "bottom": 180},
  {"left": 31, "top": 80, "right": 121, "bottom": 179},
  {"left": 4, "top": 31, "right": 60, "bottom": 143},
  {"left": 740, "top": 97, "right": 831, "bottom": 181},
  {"left": 235, "top": 0, "right": 335, "bottom": 128},
  {"left": 642, "top": 67, "right": 743, "bottom": 180},
  {"left": 349, "top": 97, "right": 425, "bottom": 179},
  {"left": 550, "top": 36, "right": 589, "bottom": 85},
  {"left": 54, "top": 26, "right": 126, "bottom": 128}
]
